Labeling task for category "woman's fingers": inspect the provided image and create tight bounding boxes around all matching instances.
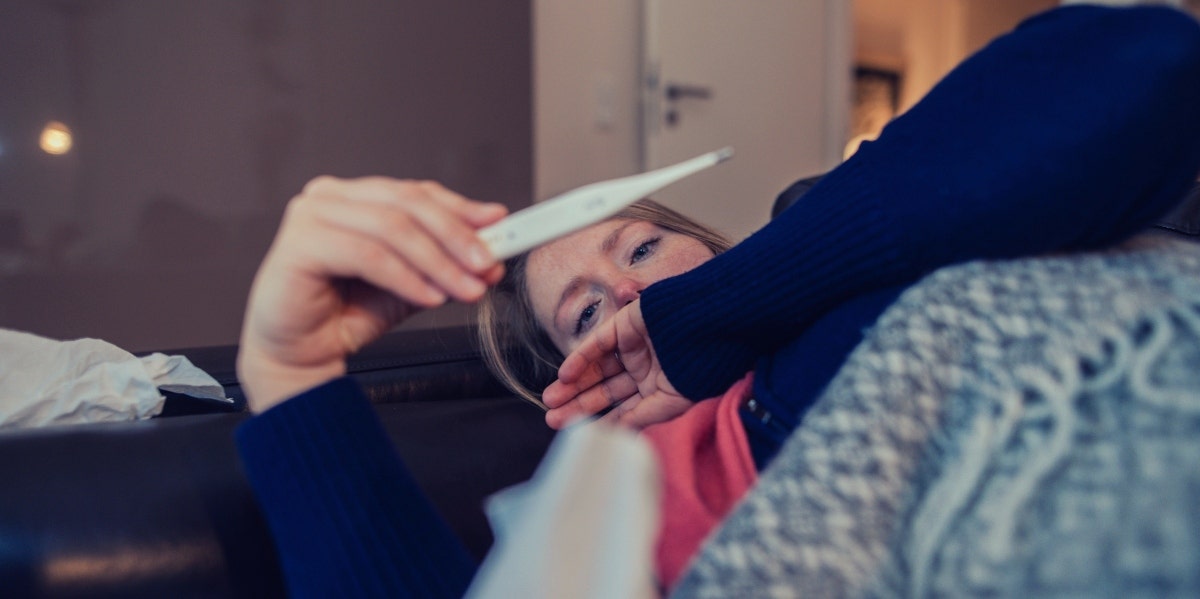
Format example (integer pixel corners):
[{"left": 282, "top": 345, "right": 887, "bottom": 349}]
[
  {"left": 544, "top": 371, "right": 639, "bottom": 429},
  {"left": 480, "top": 262, "right": 507, "bottom": 286},
  {"left": 544, "top": 300, "right": 663, "bottom": 426},
  {"left": 555, "top": 327, "right": 623, "bottom": 385},
  {"left": 559, "top": 300, "right": 651, "bottom": 380},
  {"left": 542, "top": 350, "right": 624, "bottom": 408},
  {"left": 389, "top": 181, "right": 507, "bottom": 271},
  {"left": 608, "top": 393, "right": 693, "bottom": 430},
  {"left": 410, "top": 179, "right": 510, "bottom": 227},
  {"left": 296, "top": 195, "right": 485, "bottom": 302},
  {"left": 305, "top": 176, "right": 501, "bottom": 220},
  {"left": 285, "top": 220, "right": 451, "bottom": 309},
  {"left": 241, "top": 175, "right": 507, "bottom": 413},
  {"left": 292, "top": 178, "right": 510, "bottom": 303},
  {"left": 302, "top": 176, "right": 508, "bottom": 272}
]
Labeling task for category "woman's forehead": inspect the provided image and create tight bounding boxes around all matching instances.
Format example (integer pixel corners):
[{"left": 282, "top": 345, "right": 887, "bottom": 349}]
[
  {"left": 527, "top": 220, "right": 622, "bottom": 284},
  {"left": 528, "top": 218, "right": 638, "bottom": 270}
]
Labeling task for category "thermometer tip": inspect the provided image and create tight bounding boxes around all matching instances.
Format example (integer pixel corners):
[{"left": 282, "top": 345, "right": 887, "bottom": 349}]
[{"left": 715, "top": 147, "right": 734, "bottom": 162}]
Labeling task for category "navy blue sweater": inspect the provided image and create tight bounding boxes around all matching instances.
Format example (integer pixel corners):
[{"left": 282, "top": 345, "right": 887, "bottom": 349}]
[
  {"left": 641, "top": 4, "right": 1200, "bottom": 465},
  {"left": 237, "top": 5, "right": 1200, "bottom": 597}
]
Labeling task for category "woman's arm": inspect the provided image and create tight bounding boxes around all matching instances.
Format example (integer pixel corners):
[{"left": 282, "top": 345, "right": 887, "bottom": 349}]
[
  {"left": 238, "top": 177, "right": 506, "bottom": 411},
  {"left": 642, "top": 4, "right": 1200, "bottom": 400},
  {"left": 236, "top": 379, "right": 478, "bottom": 597},
  {"left": 234, "top": 177, "right": 507, "bottom": 596},
  {"left": 545, "top": 5, "right": 1200, "bottom": 427}
]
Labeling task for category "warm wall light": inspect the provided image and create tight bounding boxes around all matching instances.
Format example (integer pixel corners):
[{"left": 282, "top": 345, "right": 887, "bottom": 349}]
[
  {"left": 845, "top": 66, "right": 900, "bottom": 161},
  {"left": 40, "top": 121, "right": 73, "bottom": 155},
  {"left": 843, "top": 132, "right": 879, "bottom": 161}
]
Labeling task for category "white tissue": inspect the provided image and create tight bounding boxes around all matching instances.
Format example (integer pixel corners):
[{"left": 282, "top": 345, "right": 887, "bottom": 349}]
[
  {"left": 138, "top": 352, "right": 230, "bottom": 401},
  {"left": 0, "top": 328, "right": 229, "bottom": 429},
  {"left": 466, "top": 422, "right": 662, "bottom": 599}
]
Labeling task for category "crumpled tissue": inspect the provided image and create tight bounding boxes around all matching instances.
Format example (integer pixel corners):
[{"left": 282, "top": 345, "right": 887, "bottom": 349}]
[
  {"left": 466, "top": 421, "right": 662, "bottom": 599},
  {"left": 0, "top": 328, "right": 230, "bottom": 429}
]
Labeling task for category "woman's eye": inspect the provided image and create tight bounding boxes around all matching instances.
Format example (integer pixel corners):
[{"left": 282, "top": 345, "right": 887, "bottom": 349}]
[
  {"left": 630, "top": 237, "right": 661, "bottom": 264},
  {"left": 574, "top": 301, "right": 599, "bottom": 336}
]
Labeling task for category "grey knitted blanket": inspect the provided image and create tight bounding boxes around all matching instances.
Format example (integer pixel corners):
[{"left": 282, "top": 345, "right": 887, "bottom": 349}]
[{"left": 673, "top": 233, "right": 1200, "bottom": 598}]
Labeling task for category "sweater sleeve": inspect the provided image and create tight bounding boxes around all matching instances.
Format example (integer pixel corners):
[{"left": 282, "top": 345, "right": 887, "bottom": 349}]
[
  {"left": 235, "top": 378, "right": 477, "bottom": 598},
  {"left": 642, "top": 4, "right": 1200, "bottom": 400}
]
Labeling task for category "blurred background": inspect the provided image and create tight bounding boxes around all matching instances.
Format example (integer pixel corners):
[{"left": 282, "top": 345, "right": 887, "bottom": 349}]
[{"left": 1, "top": 0, "right": 1194, "bottom": 351}]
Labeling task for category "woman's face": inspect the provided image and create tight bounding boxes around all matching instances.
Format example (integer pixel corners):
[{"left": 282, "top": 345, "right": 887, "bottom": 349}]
[{"left": 525, "top": 218, "right": 715, "bottom": 354}]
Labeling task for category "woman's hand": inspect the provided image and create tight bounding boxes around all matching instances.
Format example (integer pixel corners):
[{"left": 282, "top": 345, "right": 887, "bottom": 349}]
[
  {"left": 541, "top": 299, "right": 694, "bottom": 430},
  {"left": 237, "top": 177, "right": 507, "bottom": 413}
]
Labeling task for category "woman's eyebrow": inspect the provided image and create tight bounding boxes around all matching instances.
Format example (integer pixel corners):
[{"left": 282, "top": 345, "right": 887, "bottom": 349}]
[
  {"left": 601, "top": 221, "right": 636, "bottom": 254},
  {"left": 553, "top": 221, "right": 638, "bottom": 335},
  {"left": 554, "top": 276, "right": 583, "bottom": 334}
]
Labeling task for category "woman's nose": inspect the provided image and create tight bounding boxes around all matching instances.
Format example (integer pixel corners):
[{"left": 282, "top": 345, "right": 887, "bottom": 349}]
[{"left": 613, "top": 277, "right": 642, "bottom": 306}]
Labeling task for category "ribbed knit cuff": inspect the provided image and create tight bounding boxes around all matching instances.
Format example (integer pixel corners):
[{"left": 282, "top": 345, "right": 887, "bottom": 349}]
[
  {"left": 644, "top": 6, "right": 1200, "bottom": 402},
  {"left": 236, "top": 378, "right": 476, "bottom": 598},
  {"left": 642, "top": 158, "right": 911, "bottom": 401}
]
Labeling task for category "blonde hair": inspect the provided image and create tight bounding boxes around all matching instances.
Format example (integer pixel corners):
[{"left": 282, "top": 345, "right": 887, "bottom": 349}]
[{"left": 476, "top": 198, "right": 732, "bottom": 409}]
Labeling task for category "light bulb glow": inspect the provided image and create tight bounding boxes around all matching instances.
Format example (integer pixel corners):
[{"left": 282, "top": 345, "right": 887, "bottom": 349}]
[{"left": 40, "top": 121, "right": 73, "bottom": 155}]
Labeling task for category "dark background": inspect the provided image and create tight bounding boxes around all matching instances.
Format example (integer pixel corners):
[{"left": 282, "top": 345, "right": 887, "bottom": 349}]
[{"left": 0, "top": 0, "right": 532, "bottom": 351}]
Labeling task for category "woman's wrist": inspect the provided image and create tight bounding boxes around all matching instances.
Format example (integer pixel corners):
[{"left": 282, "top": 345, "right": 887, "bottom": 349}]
[{"left": 237, "top": 345, "right": 347, "bottom": 413}]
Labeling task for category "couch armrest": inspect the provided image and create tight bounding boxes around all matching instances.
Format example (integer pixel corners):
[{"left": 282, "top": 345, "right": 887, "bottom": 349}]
[
  {"left": 158, "top": 324, "right": 513, "bottom": 407},
  {"left": 2, "top": 325, "right": 555, "bottom": 598}
]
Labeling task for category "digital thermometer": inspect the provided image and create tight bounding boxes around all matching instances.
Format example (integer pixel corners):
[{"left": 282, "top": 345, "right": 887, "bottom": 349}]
[{"left": 479, "top": 147, "right": 733, "bottom": 260}]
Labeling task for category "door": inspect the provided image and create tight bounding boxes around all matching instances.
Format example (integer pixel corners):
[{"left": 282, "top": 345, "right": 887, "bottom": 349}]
[{"left": 641, "top": 0, "right": 850, "bottom": 241}]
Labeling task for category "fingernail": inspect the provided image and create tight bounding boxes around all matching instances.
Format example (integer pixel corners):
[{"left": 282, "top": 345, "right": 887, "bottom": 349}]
[
  {"left": 461, "top": 275, "right": 486, "bottom": 296},
  {"left": 426, "top": 288, "right": 447, "bottom": 304},
  {"left": 468, "top": 245, "right": 492, "bottom": 270}
]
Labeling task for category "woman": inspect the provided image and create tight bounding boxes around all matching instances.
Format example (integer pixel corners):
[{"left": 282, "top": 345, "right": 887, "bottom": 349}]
[
  {"left": 236, "top": 5, "right": 1200, "bottom": 597},
  {"left": 475, "top": 198, "right": 731, "bottom": 417}
]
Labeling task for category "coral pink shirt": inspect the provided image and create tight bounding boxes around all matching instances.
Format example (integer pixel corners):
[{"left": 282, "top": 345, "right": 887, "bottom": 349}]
[{"left": 642, "top": 373, "right": 758, "bottom": 591}]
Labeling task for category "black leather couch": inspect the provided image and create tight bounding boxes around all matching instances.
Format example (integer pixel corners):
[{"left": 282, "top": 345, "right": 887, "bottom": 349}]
[
  {"left": 3, "top": 179, "right": 1196, "bottom": 598},
  {"left": 0, "top": 325, "right": 555, "bottom": 598}
]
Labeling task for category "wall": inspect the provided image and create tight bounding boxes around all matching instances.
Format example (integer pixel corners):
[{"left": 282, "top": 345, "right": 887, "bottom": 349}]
[
  {"left": 1, "top": 0, "right": 897, "bottom": 351},
  {"left": 533, "top": 0, "right": 641, "bottom": 200},
  {"left": 0, "top": 0, "right": 531, "bottom": 351},
  {"left": 534, "top": 0, "right": 849, "bottom": 238},
  {"left": 854, "top": 0, "right": 1055, "bottom": 112}
]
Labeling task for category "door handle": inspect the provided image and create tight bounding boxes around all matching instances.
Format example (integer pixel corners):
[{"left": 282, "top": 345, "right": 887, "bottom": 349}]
[{"left": 665, "top": 83, "right": 712, "bottom": 101}]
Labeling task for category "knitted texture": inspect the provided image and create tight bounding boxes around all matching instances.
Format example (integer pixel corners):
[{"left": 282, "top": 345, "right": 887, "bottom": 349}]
[
  {"left": 236, "top": 379, "right": 478, "bottom": 598},
  {"left": 672, "top": 234, "right": 1200, "bottom": 598}
]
